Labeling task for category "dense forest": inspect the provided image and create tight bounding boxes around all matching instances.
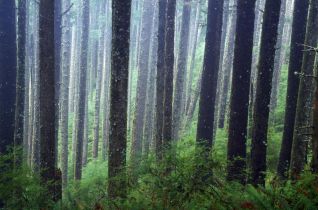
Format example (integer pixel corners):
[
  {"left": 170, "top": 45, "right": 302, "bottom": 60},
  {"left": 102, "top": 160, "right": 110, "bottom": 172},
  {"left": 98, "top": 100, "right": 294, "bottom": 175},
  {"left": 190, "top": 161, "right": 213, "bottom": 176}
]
[{"left": 1, "top": 0, "right": 318, "bottom": 209}]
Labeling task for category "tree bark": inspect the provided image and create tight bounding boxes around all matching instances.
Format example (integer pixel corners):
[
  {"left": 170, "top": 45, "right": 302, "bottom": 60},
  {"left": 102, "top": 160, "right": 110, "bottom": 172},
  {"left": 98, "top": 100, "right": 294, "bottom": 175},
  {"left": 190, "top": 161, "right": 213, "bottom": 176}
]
[
  {"left": 74, "top": 0, "right": 90, "bottom": 180},
  {"left": 227, "top": 0, "right": 256, "bottom": 184},
  {"left": 60, "top": 0, "right": 72, "bottom": 188},
  {"left": 250, "top": 0, "right": 281, "bottom": 186},
  {"left": 277, "top": 0, "right": 310, "bottom": 179},
  {"left": 108, "top": 0, "right": 131, "bottom": 199},
  {"left": 172, "top": 0, "right": 192, "bottom": 140},
  {"left": 155, "top": 0, "right": 167, "bottom": 159},
  {"left": 163, "top": 0, "right": 177, "bottom": 147},
  {"left": 39, "top": 0, "right": 61, "bottom": 201},
  {"left": 196, "top": 0, "right": 224, "bottom": 151},
  {"left": 131, "top": 0, "right": 155, "bottom": 163},
  {"left": 290, "top": 0, "right": 318, "bottom": 180},
  {"left": 0, "top": 0, "right": 17, "bottom": 156}
]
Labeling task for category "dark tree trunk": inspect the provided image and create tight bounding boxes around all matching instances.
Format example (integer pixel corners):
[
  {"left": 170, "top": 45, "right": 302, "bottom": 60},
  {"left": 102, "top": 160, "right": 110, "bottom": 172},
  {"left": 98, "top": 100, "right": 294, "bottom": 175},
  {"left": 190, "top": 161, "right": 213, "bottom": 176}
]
[
  {"left": 39, "top": 0, "right": 61, "bottom": 201},
  {"left": 14, "top": 0, "right": 27, "bottom": 162},
  {"left": 172, "top": 0, "right": 192, "bottom": 140},
  {"left": 155, "top": 0, "right": 167, "bottom": 160},
  {"left": 227, "top": 0, "right": 256, "bottom": 184},
  {"left": 74, "top": 0, "right": 90, "bottom": 180},
  {"left": 131, "top": 0, "right": 155, "bottom": 163},
  {"left": 312, "top": 48, "right": 318, "bottom": 173},
  {"left": 163, "top": 0, "right": 177, "bottom": 147},
  {"left": 196, "top": 0, "right": 224, "bottom": 151},
  {"left": 108, "top": 0, "right": 131, "bottom": 199},
  {"left": 0, "top": 0, "right": 17, "bottom": 156},
  {"left": 290, "top": 0, "right": 318, "bottom": 180},
  {"left": 277, "top": 0, "right": 310, "bottom": 179},
  {"left": 250, "top": 0, "right": 281, "bottom": 186}
]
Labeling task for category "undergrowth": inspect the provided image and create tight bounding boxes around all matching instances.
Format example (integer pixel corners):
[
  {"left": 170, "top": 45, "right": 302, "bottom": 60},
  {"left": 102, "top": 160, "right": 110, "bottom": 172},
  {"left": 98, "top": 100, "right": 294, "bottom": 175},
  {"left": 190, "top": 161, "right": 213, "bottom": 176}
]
[{"left": 1, "top": 142, "right": 318, "bottom": 210}]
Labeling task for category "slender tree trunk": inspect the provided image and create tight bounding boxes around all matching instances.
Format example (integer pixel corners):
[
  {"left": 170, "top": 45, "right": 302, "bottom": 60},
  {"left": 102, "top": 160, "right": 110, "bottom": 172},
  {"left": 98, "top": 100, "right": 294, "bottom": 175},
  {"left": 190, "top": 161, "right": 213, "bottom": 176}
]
[
  {"left": 163, "top": 0, "right": 177, "bottom": 147},
  {"left": 131, "top": 0, "right": 155, "bottom": 163},
  {"left": 14, "top": 0, "right": 27, "bottom": 162},
  {"left": 155, "top": 0, "right": 167, "bottom": 159},
  {"left": 227, "top": 0, "right": 256, "bottom": 184},
  {"left": 250, "top": 0, "right": 281, "bottom": 186},
  {"left": 277, "top": 0, "right": 310, "bottom": 179},
  {"left": 60, "top": 0, "right": 72, "bottom": 188},
  {"left": 312, "top": 49, "right": 318, "bottom": 173},
  {"left": 196, "top": 0, "right": 224, "bottom": 151},
  {"left": 172, "top": 0, "right": 192, "bottom": 140},
  {"left": 108, "top": 0, "right": 131, "bottom": 199},
  {"left": 74, "top": 0, "right": 90, "bottom": 180},
  {"left": 144, "top": 3, "right": 158, "bottom": 156},
  {"left": 218, "top": 3, "right": 237, "bottom": 129},
  {"left": 185, "top": 0, "right": 202, "bottom": 116},
  {"left": 290, "top": 0, "right": 318, "bottom": 179},
  {"left": 270, "top": 0, "right": 287, "bottom": 112}
]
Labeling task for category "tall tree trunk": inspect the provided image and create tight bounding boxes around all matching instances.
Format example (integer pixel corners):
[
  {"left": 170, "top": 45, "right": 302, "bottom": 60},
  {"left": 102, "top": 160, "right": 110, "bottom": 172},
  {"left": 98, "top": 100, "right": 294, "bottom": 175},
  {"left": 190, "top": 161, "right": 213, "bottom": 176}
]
[
  {"left": 60, "top": 0, "right": 72, "bottom": 188},
  {"left": 227, "top": 0, "right": 256, "bottom": 184},
  {"left": 156, "top": 0, "right": 168, "bottom": 160},
  {"left": 218, "top": 3, "right": 237, "bottom": 129},
  {"left": 0, "top": 0, "right": 17, "bottom": 156},
  {"left": 93, "top": 2, "right": 107, "bottom": 159},
  {"left": 277, "top": 0, "right": 310, "bottom": 179},
  {"left": 196, "top": 0, "right": 224, "bottom": 151},
  {"left": 74, "top": 0, "right": 90, "bottom": 180},
  {"left": 172, "top": 0, "right": 192, "bottom": 140},
  {"left": 39, "top": 0, "right": 61, "bottom": 201},
  {"left": 270, "top": 0, "right": 287, "bottom": 112},
  {"left": 131, "top": 0, "right": 155, "bottom": 163},
  {"left": 250, "top": 0, "right": 281, "bottom": 186},
  {"left": 144, "top": 3, "right": 158, "bottom": 156},
  {"left": 185, "top": 0, "right": 202, "bottom": 116},
  {"left": 290, "top": 0, "right": 318, "bottom": 179},
  {"left": 312, "top": 48, "right": 318, "bottom": 173},
  {"left": 163, "top": 0, "right": 177, "bottom": 147},
  {"left": 14, "top": 0, "right": 27, "bottom": 162},
  {"left": 108, "top": 0, "right": 131, "bottom": 199},
  {"left": 155, "top": 1, "right": 167, "bottom": 159}
]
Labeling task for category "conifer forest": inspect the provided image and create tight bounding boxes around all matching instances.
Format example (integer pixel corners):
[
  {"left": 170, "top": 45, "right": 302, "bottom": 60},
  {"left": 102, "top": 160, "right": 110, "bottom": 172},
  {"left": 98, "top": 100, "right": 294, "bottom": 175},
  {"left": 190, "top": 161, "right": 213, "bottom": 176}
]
[{"left": 2, "top": 0, "right": 318, "bottom": 209}]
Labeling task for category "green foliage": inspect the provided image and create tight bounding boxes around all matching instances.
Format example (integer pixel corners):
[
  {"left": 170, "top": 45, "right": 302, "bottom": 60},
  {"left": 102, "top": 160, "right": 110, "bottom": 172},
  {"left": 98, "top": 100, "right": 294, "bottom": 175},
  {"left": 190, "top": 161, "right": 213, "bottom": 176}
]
[{"left": 0, "top": 152, "right": 54, "bottom": 209}]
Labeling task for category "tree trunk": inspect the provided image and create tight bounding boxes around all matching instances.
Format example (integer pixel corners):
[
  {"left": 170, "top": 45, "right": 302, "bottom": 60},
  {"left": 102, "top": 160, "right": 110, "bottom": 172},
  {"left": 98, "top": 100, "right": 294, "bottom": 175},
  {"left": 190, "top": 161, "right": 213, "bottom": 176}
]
[
  {"left": 250, "top": 0, "right": 281, "bottom": 186},
  {"left": 312, "top": 48, "right": 318, "bottom": 173},
  {"left": 290, "top": 0, "right": 318, "bottom": 180},
  {"left": 172, "top": 0, "right": 192, "bottom": 140},
  {"left": 131, "top": 0, "right": 155, "bottom": 163},
  {"left": 227, "top": 0, "right": 256, "bottom": 184},
  {"left": 14, "top": 0, "right": 27, "bottom": 163},
  {"left": 196, "top": 0, "right": 224, "bottom": 151},
  {"left": 277, "top": 0, "right": 310, "bottom": 179},
  {"left": 163, "top": 0, "right": 177, "bottom": 146},
  {"left": 74, "top": 0, "right": 90, "bottom": 180},
  {"left": 143, "top": 3, "right": 158, "bottom": 156},
  {"left": 0, "top": 0, "right": 17, "bottom": 156},
  {"left": 270, "top": 0, "right": 287, "bottom": 112},
  {"left": 155, "top": 0, "right": 167, "bottom": 160},
  {"left": 60, "top": 0, "right": 72, "bottom": 188},
  {"left": 218, "top": 3, "right": 237, "bottom": 129},
  {"left": 108, "top": 0, "right": 131, "bottom": 199},
  {"left": 39, "top": 0, "right": 61, "bottom": 201}
]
